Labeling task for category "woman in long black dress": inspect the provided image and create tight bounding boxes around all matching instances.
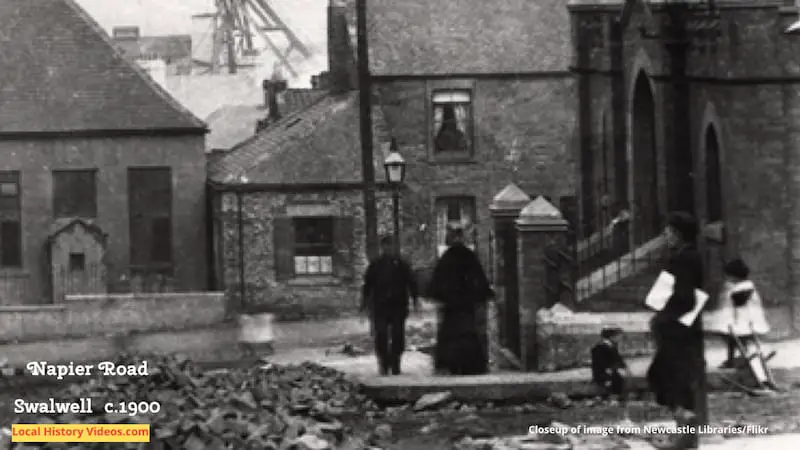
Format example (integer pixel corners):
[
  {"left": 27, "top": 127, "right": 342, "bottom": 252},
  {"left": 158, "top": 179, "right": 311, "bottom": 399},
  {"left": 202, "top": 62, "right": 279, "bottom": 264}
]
[
  {"left": 646, "top": 212, "right": 706, "bottom": 449},
  {"left": 427, "top": 224, "right": 493, "bottom": 375}
]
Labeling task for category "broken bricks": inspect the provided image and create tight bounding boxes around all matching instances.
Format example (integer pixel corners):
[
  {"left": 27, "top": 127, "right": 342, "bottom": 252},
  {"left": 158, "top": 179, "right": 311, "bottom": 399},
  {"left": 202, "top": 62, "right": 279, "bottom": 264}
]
[{"left": 9, "top": 354, "right": 376, "bottom": 449}]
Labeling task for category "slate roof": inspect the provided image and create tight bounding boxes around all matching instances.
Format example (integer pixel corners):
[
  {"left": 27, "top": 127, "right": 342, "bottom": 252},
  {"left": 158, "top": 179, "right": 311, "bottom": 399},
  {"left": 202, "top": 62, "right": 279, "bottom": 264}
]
[
  {"left": 208, "top": 91, "right": 389, "bottom": 185},
  {"left": 138, "top": 35, "right": 192, "bottom": 62},
  {"left": 0, "top": 0, "right": 205, "bottom": 133},
  {"left": 366, "top": 0, "right": 572, "bottom": 75},
  {"left": 205, "top": 89, "right": 327, "bottom": 152},
  {"left": 205, "top": 105, "right": 267, "bottom": 152},
  {"left": 112, "top": 34, "right": 192, "bottom": 62}
]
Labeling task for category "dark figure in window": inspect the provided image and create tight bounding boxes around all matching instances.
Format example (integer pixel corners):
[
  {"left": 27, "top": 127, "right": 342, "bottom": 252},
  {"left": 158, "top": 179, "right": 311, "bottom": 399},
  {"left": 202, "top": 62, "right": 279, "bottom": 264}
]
[{"left": 434, "top": 105, "right": 468, "bottom": 152}]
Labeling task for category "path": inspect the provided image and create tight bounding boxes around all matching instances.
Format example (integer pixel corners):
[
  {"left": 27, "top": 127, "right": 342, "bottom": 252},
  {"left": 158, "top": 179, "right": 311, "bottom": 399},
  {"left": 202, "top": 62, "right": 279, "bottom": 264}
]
[
  {"left": 270, "top": 334, "right": 800, "bottom": 380},
  {"left": 271, "top": 300, "right": 437, "bottom": 350}
]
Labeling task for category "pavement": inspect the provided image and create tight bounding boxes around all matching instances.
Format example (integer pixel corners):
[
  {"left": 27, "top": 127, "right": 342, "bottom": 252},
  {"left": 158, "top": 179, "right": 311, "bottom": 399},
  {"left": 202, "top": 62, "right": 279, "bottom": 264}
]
[
  {"left": 271, "top": 300, "right": 437, "bottom": 350},
  {"left": 265, "top": 327, "right": 800, "bottom": 403}
]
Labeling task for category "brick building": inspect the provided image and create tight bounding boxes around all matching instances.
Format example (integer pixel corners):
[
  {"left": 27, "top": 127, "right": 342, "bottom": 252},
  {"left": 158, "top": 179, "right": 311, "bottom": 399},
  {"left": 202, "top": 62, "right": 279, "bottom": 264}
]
[
  {"left": 0, "top": 0, "right": 208, "bottom": 304},
  {"left": 367, "top": 0, "right": 578, "bottom": 268},
  {"left": 569, "top": 0, "right": 800, "bottom": 332},
  {"left": 207, "top": 2, "right": 394, "bottom": 318}
]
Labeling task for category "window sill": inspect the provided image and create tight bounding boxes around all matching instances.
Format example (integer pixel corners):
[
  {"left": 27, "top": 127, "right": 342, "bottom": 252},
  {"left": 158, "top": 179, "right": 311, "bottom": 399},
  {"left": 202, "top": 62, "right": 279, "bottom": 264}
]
[
  {"left": 426, "top": 154, "right": 478, "bottom": 165},
  {"left": 287, "top": 276, "right": 342, "bottom": 287}
]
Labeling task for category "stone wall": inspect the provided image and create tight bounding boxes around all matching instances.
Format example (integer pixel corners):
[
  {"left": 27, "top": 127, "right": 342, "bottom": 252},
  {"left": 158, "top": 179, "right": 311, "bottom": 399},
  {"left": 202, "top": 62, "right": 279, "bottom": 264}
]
[
  {"left": 536, "top": 312, "right": 653, "bottom": 372},
  {"left": 0, "top": 292, "right": 226, "bottom": 344},
  {"left": 215, "top": 189, "right": 394, "bottom": 319},
  {"left": 569, "top": 2, "right": 800, "bottom": 333},
  {"left": 0, "top": 134, "right": 208, "bottom": 305}
]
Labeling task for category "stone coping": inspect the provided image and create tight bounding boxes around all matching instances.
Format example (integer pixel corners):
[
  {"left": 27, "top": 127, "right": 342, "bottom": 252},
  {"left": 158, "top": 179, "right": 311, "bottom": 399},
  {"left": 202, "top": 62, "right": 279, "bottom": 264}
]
[{"left": 62, "top": 291, "right": 226, "bottom": 302}]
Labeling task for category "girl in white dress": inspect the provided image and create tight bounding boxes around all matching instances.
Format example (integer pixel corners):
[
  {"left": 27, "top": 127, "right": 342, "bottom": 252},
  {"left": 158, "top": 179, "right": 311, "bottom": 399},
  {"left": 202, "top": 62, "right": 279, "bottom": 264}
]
[{"left": 704, "top": 258, "right": 770, "bottom": 368}]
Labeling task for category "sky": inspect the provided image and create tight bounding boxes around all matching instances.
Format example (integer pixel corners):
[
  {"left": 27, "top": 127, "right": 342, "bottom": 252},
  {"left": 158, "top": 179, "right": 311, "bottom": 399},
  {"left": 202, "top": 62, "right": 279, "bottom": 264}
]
[
  {"left": 75, "top": 0, "right": 330, "bottom": 87},
  {"left": 75, "top": 0, "right": 328, "bottom": 45}
]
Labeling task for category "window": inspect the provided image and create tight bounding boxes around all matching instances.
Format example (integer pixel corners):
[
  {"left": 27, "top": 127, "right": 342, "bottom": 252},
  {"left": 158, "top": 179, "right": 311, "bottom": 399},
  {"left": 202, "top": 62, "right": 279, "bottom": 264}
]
[
  {"left": 69, "top": 253, "right": 86, "bottom": 272},
  {"left": 292, "top": 217, "right": 334, "bottom": 275},
  {"left": 0, "top": 171, "right": 21, "bottom": 267},
  {"left": 432, "top": 90, "right": 472, "bottom": 154},
  {"left": 435, "top": 196, "right": 476, "bottom": 256},
  {"left": 128, "top": 168, "right": 172, "bottom": 268},
  {"left": 53, "top": 170, "right": 97, "bottom": 218},
  {"left": 0, "top": 172, "right": 21, "bottom": 267}
]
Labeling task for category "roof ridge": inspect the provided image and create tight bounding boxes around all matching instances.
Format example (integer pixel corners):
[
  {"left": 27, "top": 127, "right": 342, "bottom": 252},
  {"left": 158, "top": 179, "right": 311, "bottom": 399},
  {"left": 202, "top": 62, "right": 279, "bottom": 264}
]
[
  {"left": 209, "top": 92, "right": 361, "bottom": 183},
  {"left": 225, "top": 93, "right": 333, "bottom": 155},
  {"left": 242, "top": 96, "right": 352, "bottom": 176},
  {"left": 62, "top": 0, "right": 206, "bottom": 130}
]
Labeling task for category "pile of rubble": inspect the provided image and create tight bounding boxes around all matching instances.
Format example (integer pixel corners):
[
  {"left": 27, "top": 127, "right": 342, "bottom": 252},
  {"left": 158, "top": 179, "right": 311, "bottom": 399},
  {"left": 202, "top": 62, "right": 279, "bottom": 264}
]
[{"left": 9, "top": 354, "right": 384, "bottom": 450}]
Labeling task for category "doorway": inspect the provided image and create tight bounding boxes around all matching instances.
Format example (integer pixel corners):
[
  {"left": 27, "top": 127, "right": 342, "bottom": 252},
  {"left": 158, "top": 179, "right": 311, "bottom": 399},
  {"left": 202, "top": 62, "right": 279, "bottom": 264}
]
[{"left": 631, "top": 72, "right": 661, "bottom": 245}]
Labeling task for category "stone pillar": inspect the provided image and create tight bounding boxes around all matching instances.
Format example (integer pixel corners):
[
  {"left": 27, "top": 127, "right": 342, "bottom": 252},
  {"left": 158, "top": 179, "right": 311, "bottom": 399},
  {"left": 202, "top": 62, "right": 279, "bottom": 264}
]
[
  {"left": 489, "top": 183, "right": 531, "bottom": 361},
  {"left": 516, "top": 196, "right": 570, "bottom": 371}
]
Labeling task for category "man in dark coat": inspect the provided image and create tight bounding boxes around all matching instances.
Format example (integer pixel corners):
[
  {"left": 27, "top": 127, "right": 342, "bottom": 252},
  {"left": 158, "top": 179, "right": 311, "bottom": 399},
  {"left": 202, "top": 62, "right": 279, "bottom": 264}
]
[
  {"left": 427, "top": 224, "right": 494, "bottom": 375},
  {"left": 361, "top": 236, "right": 419, "bottom": 375},
  {"left": 646, "top": 211, "right": 706, "bottom": 448}
]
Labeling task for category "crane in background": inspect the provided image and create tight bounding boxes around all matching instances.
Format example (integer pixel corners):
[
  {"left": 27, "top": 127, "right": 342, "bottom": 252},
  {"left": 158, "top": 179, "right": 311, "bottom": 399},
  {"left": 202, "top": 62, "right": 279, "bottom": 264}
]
[{"left": 200, "top": 0, "right": 312, "bottom": 77}]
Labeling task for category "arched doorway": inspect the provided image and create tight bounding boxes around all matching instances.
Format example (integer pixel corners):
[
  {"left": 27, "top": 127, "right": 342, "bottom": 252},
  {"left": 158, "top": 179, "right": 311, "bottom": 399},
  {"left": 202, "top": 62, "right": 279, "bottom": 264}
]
[
  {"left": 631, "top": 72, "right": 660, "bottom": 245},
  {"left": 705, "top": 126, "right": 723, "bottom": 223},
  {"left": 703, "top": 124, "right": 726, "bottom": 287}
]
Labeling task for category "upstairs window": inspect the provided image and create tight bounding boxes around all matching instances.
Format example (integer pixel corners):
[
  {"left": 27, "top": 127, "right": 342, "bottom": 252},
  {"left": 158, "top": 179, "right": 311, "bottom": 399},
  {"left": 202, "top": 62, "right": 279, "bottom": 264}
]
[
  {"left": 128, "top": 168, "right": 173, "bottom": 269},
  {"left": 53, "top": 170, "right": 97, "bottom": 218},
  {"left": 432, "top": 90, "right": 473, "bottom": 155}
]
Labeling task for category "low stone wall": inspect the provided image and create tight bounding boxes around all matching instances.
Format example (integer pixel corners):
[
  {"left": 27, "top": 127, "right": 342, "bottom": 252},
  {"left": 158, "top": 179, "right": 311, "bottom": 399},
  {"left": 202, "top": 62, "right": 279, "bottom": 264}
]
[
  {"left": 0, "top": 323, "right": 243, "bottom": 369},
  {"left": 0, "top": 292, "right": 227, "bottom": 344},
  {"left": 534, "top": 306, "right": 793, "bottom": 372},
  {"left": 536, "top": 312, "right": 653, "bottom": 372}
]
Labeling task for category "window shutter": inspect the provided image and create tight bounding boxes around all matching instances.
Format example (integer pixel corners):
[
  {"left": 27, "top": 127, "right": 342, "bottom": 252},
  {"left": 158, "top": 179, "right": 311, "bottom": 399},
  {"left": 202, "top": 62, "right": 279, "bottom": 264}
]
[
  {"left": 332, "top": 216, "right": 355, "bottom": 281},
  {"left": 273, "top": 217, "right": 294, "bottom": 281}
]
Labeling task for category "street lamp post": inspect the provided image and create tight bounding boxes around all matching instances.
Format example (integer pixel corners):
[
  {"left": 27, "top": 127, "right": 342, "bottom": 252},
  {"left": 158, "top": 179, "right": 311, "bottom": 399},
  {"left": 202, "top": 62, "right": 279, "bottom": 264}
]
[{"left": 383, "top": 139, "right": 406, "bottom": 254}]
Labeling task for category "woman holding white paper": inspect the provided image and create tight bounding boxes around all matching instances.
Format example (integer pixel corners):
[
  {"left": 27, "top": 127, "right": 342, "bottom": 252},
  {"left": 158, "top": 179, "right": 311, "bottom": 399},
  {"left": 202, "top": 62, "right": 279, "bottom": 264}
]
[{"left": 646, "top": 212, "right": 706, "bottom": 448}]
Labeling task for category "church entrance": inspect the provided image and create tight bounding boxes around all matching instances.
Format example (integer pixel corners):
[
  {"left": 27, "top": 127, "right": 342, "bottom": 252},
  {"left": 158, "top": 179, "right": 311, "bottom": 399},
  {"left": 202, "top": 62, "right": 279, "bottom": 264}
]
[{"left": 631, "top": 72, "right": 661, "bottom": 245}]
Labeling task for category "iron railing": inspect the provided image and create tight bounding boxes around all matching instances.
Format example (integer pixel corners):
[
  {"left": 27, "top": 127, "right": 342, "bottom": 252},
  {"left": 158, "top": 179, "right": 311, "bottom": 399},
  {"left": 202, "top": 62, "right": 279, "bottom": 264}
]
[{"left": 546, "top": 184, "right": 669, "bottom": 309}]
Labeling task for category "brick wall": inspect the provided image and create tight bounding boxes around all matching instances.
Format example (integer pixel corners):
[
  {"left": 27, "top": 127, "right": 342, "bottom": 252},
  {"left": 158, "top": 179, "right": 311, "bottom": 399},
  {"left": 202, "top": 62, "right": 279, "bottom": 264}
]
[
  {"left": 216, "top": 189, "right": 394, "bottom": 319},
  {"left": 0, "top": 135, "right": 208, "bottom": 305},
  {"left": 375, "top": 77, "right": 578, "bottom": 269},
  {"left": 571, "top": 2, "right": 800, "bottom": 332}
]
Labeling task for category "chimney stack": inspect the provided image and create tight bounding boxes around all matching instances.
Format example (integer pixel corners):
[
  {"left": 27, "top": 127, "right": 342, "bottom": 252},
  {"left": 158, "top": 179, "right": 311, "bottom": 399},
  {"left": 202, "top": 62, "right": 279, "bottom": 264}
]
[
  {"left": 263, "top": 79, "right": 288, "bottom": 121},
  {"left": 310, "top": 72, "right": 331, "bottom": 90},
  {"left": 327, "top": 0, "right": 356, "bottom": 94}
]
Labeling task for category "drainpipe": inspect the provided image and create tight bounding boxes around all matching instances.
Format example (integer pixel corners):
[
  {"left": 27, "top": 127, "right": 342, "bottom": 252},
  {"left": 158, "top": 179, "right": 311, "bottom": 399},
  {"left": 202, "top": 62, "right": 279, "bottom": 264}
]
[{"left": 237, "top": 190, "right": 245, "bottom": 314}]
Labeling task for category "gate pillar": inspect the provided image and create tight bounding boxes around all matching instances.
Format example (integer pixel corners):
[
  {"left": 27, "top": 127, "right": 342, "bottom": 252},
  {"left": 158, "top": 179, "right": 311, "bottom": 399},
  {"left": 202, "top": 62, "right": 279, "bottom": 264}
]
[
  {"left": 489, "top": 183, "right": 531, "bottom": 361},
  {"left": 516, "top": 196, "right": 569, "bottom": 371}
]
